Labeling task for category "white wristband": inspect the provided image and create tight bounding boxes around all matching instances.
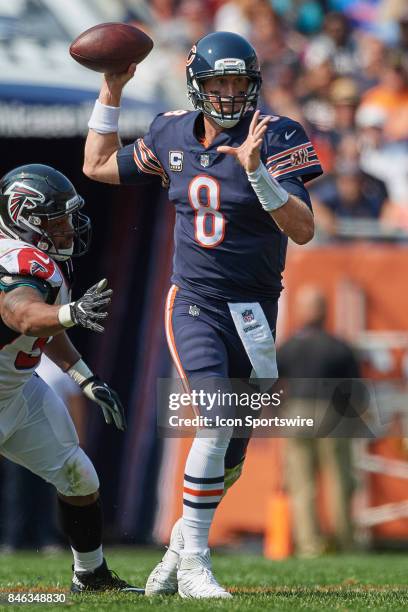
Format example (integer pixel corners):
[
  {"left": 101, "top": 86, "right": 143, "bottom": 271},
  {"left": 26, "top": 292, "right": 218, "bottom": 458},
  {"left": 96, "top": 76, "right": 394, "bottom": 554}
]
[
  {"left": 58, "top": 303, "right": 75, "bottom": 328},
  {"left": 67, "top": 359, "right": 94, "bottom": 386},
  {"left": 88, "top": 99, "right": 120, "bottom": 134},
  {"left": 247, "top": 163, "right": 289, "bottom": 212}
]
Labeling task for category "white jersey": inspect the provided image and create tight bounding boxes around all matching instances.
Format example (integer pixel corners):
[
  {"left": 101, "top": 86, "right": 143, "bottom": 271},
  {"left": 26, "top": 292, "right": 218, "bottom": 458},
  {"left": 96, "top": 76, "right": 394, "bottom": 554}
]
[{"left": 0, "top": 237, "right": 70, "bottom": 401}]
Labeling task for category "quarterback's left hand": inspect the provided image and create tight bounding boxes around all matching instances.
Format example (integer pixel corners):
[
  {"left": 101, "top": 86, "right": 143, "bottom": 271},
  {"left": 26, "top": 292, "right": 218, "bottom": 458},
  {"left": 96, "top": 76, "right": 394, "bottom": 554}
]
[
  {"left": 81, "top": 377, "right": 126, "bottom": 431},
  {"left": 217, "top": 110, "right": 271, "bottom": 173}
]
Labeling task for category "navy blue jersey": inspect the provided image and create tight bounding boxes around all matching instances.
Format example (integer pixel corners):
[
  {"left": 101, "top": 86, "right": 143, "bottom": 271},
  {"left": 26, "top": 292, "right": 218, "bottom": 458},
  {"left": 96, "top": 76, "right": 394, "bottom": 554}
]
[{"left": 118, "top": 110, "right": 322, "bottom": 301}]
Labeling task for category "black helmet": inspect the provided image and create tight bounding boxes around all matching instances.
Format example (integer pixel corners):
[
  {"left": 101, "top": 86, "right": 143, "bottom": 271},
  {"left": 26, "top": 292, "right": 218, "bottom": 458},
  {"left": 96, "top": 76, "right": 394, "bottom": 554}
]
[
  {"left": 186, "top": 31, "right": 262, "bottom": 128},
  {"left": 0, "top": 164, "right": 91, "bottom": 260}
]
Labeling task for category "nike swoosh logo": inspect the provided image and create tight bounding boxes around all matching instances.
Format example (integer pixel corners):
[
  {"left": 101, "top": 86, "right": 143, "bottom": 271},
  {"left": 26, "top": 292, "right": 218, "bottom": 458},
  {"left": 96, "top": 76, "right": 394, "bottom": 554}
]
[{"left": 285, "top": 130, "right": 296, "bottom": 140}]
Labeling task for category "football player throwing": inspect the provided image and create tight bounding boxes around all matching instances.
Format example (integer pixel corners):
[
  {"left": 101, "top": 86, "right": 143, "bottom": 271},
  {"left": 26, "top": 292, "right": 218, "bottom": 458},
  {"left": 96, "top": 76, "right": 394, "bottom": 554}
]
[{"left": 84, "top": 31, "right": 322, "bottom": 598}]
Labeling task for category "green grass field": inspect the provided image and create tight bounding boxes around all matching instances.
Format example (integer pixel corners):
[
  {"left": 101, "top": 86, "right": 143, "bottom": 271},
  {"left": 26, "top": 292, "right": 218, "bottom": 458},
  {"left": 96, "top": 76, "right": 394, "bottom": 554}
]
[{"left": 0, "top": 549, "right": 407, "bottom": 611}]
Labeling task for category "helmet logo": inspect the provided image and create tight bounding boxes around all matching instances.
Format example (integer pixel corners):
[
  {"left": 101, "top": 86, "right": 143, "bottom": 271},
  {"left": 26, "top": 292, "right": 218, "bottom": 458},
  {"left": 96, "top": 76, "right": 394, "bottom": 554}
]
[
  {"left": 30, "top": 260, "right": 48, "bottom": 275},
  {"left": 214, "top": 58, "right": 246, "bottom": 71},
  {"left": 5, "top": 181, "right": 45, "bottom": 225},
  {"left": 186, "top": 45, "right": 196, "bottom": 67}
]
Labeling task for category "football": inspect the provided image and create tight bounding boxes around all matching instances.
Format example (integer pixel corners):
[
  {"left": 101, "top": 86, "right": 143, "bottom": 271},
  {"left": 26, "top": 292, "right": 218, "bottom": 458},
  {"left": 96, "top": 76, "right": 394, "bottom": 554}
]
[{"left": 69, "top": 22, "right": 154, "bottom": 74}]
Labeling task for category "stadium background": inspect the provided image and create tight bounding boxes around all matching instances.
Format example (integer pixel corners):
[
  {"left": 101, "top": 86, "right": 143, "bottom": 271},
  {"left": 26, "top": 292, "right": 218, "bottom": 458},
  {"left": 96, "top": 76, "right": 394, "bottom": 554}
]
[{"left": 0, "top": 0, "right": 407, "bottom": 556}]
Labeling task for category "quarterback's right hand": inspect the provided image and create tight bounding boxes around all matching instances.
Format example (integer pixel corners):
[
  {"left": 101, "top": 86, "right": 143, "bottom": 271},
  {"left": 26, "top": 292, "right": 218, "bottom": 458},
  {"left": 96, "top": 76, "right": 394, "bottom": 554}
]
[
  {"left": 58, "top": 279, "right": 112, "bottom": 333},
  {"left": 101, "top": 63, "right": 136, "bottom": 103},
  {"left": 102, "top": 64, "right": 136, "bottom": 93}
]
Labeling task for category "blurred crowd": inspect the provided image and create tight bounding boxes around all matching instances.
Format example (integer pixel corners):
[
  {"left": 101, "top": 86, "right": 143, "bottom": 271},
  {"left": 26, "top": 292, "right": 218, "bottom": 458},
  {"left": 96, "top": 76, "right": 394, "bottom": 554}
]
[
  {"left": 1, "top": 0, "right": 406, "bottom": 555},
  {"left": 94, "top": 0, "right": 408, "bottom": 240}
]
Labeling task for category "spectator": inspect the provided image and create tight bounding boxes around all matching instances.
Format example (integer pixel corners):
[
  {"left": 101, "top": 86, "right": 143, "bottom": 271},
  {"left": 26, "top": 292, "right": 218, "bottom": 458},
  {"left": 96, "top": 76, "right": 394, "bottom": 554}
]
[
  {"left": 310, "top": 76, "right": 361, "bottom": 168},
  {"left": 356, "top": 104, "right": 408, "bottom": 208},
  {"left": 174, "top": 0, "right": 213, "bottom": 49},
  {"left": 310, "top": 160, "right": 389, "bottom": 235},
  {"left": 396, "top": 10, "right": 408, "bottom": 52},
  {"left": 149, "top": 0, "right": 179, "bottom": 24},
  {"left": 304, "top": 12, "right": 360, "bottom": 76},
  {"left": 249, "top": 4, "right": 300, "bottom": 68},
  {"left": 358, "top": 51, "right": 408, "bottom": 142},
  {"left": 357, "top": 34, "right": 387, "bottom": 92},
  {"left": 329, "top": 77, "right": 360, "bottom": 141},
  {"left": 214, "top": 0, "right": 258, "bottom": 37},
  {"left": 277, "top": 286, "right": 360, "bottom": 556},
  {"left": 271, "top": 0, "right": 324, "bottom": 35},
  {"left": 299, "top": 59, "right": 336, "bottom": 134},
  {"left": 261, "top": 61, "right": 305, "bottom": 123}
]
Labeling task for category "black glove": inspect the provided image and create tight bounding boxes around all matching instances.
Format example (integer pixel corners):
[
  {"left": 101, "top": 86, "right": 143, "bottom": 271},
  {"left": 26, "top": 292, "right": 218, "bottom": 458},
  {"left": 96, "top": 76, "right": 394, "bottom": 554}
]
[
  {"left": 69, "top": 279, "right": 112, "bottom": 333},
  {"left": 80, "top": 376, "right": 126, "bottom": 431}
]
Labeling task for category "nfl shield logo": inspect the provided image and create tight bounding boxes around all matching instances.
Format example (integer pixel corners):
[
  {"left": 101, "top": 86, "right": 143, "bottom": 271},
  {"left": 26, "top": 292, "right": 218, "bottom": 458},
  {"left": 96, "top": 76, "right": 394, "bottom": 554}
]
[
  {"left": 200, "top": 154, "right": 210, "bottom": 168},
  {"left": 242, "top": 309, "right": 254, "bottom": 323}
]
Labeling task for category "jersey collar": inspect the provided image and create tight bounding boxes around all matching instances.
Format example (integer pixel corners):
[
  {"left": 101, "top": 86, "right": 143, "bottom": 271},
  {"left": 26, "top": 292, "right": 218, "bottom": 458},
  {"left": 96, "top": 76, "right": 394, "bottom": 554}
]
[{"left": 185, "top": 110, "right": 256, "bottom": 151}]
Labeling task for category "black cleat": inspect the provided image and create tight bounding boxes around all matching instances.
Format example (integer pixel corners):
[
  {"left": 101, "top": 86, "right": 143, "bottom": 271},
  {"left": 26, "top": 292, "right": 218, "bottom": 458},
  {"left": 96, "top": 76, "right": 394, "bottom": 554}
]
[{"left": 71, "top": 559, "right": 145, "bottom": 594}]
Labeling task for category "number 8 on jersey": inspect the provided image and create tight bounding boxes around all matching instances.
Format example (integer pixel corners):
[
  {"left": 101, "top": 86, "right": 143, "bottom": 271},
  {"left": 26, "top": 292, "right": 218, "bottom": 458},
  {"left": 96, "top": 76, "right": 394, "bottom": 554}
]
[{"left": 188, "top": 176, "right": 225, "bottom": 248}]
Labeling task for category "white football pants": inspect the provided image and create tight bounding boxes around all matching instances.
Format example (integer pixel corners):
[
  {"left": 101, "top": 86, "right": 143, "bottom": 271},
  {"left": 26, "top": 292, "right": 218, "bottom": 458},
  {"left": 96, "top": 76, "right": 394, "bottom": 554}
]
[{"left": 0, "top": 373, "right": 99, "bottom": 496}]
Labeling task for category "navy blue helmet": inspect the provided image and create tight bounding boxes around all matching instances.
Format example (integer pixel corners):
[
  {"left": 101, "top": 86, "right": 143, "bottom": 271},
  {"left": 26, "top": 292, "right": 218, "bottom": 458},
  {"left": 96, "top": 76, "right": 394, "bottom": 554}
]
[
  {"left": 186, "top": 31, "right": 262, "bottom": 128},
  {"left": 0, "top": 164, "right": 91, "bottom": 260}
]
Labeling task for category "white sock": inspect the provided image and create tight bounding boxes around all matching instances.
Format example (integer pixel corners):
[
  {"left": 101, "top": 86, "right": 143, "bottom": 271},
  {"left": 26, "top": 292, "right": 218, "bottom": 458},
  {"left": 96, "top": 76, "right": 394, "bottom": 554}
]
[
  {"left": 72, "top": 545, "right": 103, "bottom": 572},
  {"left": 181, "top": 427, "right": 232, "bottom": 556}
]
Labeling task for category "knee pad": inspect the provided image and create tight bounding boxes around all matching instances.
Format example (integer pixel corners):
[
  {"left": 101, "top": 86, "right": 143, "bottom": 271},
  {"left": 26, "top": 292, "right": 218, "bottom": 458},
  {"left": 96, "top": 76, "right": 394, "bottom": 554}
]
[{"left": 56, "top": 447, "right": 99, "bottom": 497}]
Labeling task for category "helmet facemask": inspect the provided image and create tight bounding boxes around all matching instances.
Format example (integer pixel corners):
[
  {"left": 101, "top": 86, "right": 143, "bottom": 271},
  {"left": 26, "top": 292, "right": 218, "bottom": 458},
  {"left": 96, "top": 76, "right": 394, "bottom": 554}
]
[
  {"left": 192, "top": 75, "right": 260, "bottom": 128},
  {"left": 35, "top": 206, "right": 92, "bottom": 261},
  {"left": 189, "top": 72, "right": 261, "bottom": 128},
  {"left": 187, "top": 51, "right": 262, "bottom": 128}
]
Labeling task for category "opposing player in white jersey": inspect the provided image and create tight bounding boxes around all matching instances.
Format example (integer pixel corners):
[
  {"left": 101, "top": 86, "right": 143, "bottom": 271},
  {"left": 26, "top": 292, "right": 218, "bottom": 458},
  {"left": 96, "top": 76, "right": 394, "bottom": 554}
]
[{"left": 0, "top": 164, "right": 143, "bottom": 594}]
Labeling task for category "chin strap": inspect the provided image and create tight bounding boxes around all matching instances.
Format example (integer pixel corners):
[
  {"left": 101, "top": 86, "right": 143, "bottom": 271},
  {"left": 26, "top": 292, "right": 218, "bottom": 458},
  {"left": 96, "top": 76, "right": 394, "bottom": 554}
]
[{"left": 210, "top": 115, "right": 240, "bottom": 128}]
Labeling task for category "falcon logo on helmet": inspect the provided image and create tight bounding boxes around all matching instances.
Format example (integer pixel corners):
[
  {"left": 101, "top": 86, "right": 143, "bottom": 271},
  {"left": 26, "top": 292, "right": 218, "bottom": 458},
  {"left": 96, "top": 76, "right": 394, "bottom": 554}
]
[
  {"left": 6, "top": 182, "right": 45, "bottom": 225},
  {"left": 0, "top": 164, "right": 91, "bottom": 260}
]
